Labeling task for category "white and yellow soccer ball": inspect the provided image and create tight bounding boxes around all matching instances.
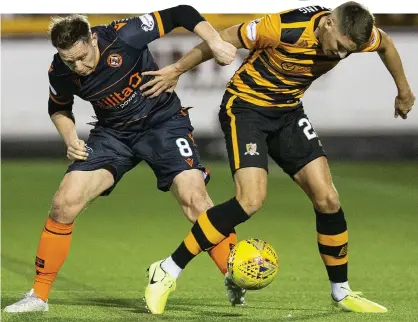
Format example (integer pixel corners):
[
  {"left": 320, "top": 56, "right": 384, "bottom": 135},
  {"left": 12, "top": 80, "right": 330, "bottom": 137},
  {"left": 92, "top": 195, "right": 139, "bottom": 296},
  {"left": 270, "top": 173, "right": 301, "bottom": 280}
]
[{"left": 227, "top": 238, "right": 279, "bottom": 290}]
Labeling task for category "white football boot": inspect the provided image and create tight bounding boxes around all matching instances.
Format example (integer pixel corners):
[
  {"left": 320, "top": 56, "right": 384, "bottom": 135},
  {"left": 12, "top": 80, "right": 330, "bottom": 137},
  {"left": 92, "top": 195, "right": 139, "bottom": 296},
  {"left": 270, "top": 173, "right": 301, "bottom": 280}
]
[
  {"left": 224, "top": 273, "right": 246, "bottom": 306},
  {"left": 3, "top": 289, "right": 49, "bottom": 313}
]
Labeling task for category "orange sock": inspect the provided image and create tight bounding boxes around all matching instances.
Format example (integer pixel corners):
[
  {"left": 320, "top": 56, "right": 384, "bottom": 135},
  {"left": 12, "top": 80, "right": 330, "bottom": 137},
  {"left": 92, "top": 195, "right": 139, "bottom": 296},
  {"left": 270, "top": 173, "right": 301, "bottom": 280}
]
[
  {"left": 209, "top": 232, "right": 237, "bottom": 274},
  {"left": 33, "top": 217, "right": 73, "bottom": 301}
]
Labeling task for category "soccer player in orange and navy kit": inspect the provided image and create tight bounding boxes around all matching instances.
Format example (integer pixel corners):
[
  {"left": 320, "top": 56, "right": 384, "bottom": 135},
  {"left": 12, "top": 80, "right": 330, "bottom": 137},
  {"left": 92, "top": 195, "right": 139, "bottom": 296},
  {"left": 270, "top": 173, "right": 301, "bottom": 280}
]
[
  {"left": 3, "top": 6, "right": 244, "bottom": 314},
  {"left": 141, "top": 1, "right": 415, "bottom": 314}
]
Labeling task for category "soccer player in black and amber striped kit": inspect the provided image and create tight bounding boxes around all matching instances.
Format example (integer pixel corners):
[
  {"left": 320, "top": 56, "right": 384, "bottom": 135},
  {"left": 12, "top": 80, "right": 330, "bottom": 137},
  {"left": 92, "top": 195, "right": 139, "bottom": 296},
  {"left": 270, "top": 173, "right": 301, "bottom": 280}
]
[{"left": 142, "top": 1, "right": 415, "bottom": 314}]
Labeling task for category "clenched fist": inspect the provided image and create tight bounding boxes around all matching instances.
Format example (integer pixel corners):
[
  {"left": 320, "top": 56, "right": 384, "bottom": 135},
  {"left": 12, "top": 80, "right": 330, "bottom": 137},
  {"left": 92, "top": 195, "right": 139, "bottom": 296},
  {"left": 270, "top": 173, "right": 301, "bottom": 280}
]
[
  {"left": 395, "top": 90, "right": 415, "bottom": 119},
  {"left": 209, "top": 39, "right": 237, "bottom": 66},
  {"left": 67, "top": 139, "right": 89, "bottom": 161}
]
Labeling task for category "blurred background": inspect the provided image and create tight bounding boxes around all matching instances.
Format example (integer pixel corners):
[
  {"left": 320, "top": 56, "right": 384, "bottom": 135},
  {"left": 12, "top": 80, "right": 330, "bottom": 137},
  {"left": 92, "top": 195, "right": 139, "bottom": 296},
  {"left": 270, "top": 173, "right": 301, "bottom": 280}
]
[{"left": 2, "top": 13, "right": 418, "bottom": 160}]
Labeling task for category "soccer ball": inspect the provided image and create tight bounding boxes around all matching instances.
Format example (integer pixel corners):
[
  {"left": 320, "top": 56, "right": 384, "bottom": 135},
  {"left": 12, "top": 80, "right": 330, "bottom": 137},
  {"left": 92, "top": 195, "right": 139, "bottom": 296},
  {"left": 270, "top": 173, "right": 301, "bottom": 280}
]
[{"left": 227, "top": 238, "right": 279, "bottom": 290}]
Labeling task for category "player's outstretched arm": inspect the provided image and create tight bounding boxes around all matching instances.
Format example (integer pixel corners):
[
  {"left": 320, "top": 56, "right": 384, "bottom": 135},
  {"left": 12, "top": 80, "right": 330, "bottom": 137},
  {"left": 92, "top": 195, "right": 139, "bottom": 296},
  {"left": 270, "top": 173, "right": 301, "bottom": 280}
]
[
  {"left": 140, "top": 25, "right": 243, "bottom": 98},
  {"left": 115, "top": 6, "right": 236, "bottom": 66},
  {"left": 190, "top": 17, "right": 238, "bottom": 66},
  {"left": 159, "top": 6, "right": 237, "bottom": 65},
  {"left": 377, "top": 29, "right": 415, "bottom": 119}
]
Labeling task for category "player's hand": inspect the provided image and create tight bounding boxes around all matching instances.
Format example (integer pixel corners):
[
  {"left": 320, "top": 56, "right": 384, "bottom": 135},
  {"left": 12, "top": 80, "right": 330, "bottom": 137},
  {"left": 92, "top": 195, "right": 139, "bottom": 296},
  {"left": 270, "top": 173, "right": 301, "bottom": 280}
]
[
  {"left": 140, "top": 64, "right": 180, "bottom": 98},
  {"left": 67, "top": 139, "right": 88, "bottom": 161},
  {"left": 208, "top": 39, "right": 237, "bottom": 66},
  {"left": 395, "top": 90, "right": 415, "bottom": 119}
]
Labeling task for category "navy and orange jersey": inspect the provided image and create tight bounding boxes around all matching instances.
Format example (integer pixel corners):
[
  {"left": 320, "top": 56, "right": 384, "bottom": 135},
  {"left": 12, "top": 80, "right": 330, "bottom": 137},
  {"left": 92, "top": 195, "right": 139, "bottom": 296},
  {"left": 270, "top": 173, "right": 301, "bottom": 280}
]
[
  {"left": 228, "top": 5, "right": 382, "bottom": 109},
  {"left": 48, "top": 9, "right": 203, "bottom": 130}
]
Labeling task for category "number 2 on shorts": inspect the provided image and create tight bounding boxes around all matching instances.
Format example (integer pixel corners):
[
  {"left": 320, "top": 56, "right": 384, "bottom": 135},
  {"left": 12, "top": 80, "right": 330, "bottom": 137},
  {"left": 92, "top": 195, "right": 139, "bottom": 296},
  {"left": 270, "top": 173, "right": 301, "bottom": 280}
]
[
  {"left": 298, "top": 118, "right": 318, "bottom": 140},
  {"left": 176, "top": 138, "right": 193, "bottom": 157}
]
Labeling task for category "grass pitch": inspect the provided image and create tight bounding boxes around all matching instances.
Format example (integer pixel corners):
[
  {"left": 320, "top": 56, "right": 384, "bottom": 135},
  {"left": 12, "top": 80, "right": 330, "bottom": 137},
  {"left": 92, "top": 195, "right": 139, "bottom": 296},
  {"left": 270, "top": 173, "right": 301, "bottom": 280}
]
[{"left": 2, "top": 160, "right": 418, "bottom": 321}]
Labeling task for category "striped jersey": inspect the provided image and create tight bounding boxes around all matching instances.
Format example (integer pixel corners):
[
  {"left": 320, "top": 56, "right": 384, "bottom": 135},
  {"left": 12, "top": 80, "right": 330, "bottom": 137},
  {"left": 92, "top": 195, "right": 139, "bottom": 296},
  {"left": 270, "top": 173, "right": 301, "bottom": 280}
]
[{"left": 228, "top": 5, "right": 382, "bottom": 109}]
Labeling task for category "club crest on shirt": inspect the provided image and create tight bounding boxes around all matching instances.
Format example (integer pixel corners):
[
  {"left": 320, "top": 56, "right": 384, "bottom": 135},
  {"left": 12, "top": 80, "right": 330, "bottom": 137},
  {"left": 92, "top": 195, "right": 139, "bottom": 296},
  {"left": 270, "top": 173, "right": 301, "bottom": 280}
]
[{"left": 107, "top": 53, "right": 123, "bottom": 68}]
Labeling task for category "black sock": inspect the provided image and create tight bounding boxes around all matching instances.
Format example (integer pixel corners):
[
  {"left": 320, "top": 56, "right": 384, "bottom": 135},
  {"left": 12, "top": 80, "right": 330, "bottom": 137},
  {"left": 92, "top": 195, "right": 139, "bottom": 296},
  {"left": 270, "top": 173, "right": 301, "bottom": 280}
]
[
  {"left": 316, "top": 207, "right": 348, "bottom": 283},
  {"left": 171, "top": 198, "right": 249, "bottom": 269}
]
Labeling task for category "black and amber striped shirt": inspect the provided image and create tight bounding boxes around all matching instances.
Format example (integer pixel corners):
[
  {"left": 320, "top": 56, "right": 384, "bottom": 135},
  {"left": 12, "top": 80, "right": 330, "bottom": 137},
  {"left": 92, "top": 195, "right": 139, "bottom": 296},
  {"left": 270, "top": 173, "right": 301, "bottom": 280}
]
[{"left": 227, "top": 6, "right": 382, "bottom": 108}]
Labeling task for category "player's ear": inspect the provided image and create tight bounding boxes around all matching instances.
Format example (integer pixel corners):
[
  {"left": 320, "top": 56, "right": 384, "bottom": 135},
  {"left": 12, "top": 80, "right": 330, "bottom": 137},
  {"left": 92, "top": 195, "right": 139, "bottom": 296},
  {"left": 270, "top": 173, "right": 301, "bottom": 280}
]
[
  {"left": 325, "top": 17, "right": 333, "bottom": 30},
  {"left": 91, "top": 33, "right": 98, "bottom": 47}
]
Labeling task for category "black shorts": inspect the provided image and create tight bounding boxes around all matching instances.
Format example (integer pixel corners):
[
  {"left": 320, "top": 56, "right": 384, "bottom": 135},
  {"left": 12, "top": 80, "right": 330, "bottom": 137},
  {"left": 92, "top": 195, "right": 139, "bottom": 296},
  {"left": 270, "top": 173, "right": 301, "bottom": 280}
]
[
  {"left": 67, "top": 108, "right": 209, "bottom": 196},
  {"left": 219, "top": 92, "right": 326, "bottom": 177}
]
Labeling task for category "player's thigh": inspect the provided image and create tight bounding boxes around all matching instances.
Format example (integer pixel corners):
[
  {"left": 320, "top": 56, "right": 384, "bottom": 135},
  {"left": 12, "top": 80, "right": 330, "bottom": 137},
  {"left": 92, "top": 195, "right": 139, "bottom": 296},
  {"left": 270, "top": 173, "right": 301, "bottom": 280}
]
[
  {"left": 219, "top": 96, "right": 269, "bottom": 215},
  {"left": 170, "top": 169, "right": 214, "bottom": 223},
  {"left": 267, "top": 108, "right": 326, "bottom": 178},
  {"left": 136, "top": 108, "right": 210, "bottom": 193},
  {"left": 218, "top": 95, "right": 269, "bottom": 175},
  {"left": 293, "top": 156, "right": 340, "bottom": 212},
  {"left": 66, "top": 126, "right": 138, "bottom": 197},
  {"left": 56, "top": 169, "right": 115, "bottom": 204}
]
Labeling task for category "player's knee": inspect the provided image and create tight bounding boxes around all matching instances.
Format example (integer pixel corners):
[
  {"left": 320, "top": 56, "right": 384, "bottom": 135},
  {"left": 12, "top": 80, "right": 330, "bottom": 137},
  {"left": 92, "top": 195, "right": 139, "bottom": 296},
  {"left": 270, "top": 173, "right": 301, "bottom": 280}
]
[
  {"left": 181, "top": 190, "right": 213, "bottom": 223},
  {"left": 50, "top": 189, "right": 87, "bottom": 224},
  {"left": 236, "top": 190, "right": 266, "bottom": 216},
  {"left": 313, "top": 190, "right": 340, "bottom": 213}
]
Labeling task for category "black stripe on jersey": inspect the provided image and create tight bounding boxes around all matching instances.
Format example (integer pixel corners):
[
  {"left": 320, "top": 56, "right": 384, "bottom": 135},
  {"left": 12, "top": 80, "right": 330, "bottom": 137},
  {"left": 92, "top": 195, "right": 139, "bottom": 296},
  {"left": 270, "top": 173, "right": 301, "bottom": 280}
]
[
  {"left": 228, "top": 82, "right": 266, "bottom": 101},
  {"left": 280, "top": 27, "right": 306, "bottom": 44},
  {"left": 258, "top": 52, "right": 316, "bottom": 84},
  {"left": 238, "top": 70, "right": 298, "bottom": 102},
  {"left": 237, "top": 24, "right": 248, "bottom": 49},
  {"left": 281, "top": 7, "right": 330, "bottom": 23},
  {"left": 258, "top": 52, "right": 311, "bottom": 83},
  {"left": 275, "top": 46, "right": 340, "bottom": 62},
  {"left": 258, "top": 51, "right": 313, "bottom": 83},
  {"left": 280, "top": 9, "right": 313, "bottom": 23},
  {"left": 252, "top": 57, "right": 294, "bottom": 89},
  {"left": 236, "top": 70, "right": 264, "bottom": 93}
]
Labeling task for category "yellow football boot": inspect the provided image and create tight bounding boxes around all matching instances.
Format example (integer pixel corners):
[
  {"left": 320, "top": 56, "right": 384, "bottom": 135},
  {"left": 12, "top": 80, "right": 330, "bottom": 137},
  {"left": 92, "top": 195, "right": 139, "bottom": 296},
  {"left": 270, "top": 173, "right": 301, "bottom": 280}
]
[
  {"left": 144, "top": 260, "right": 176, "bottom": 314},
  {"left": 333, "top": 287, "right": 388, "bottom": 313}
]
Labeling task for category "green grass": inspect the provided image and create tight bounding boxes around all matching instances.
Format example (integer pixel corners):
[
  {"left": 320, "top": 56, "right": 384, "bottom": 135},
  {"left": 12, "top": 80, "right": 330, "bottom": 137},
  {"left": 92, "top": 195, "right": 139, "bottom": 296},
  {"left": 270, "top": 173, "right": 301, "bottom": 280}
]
[{"left": 2, "top": 160, "right": 418, "bottom": 321}]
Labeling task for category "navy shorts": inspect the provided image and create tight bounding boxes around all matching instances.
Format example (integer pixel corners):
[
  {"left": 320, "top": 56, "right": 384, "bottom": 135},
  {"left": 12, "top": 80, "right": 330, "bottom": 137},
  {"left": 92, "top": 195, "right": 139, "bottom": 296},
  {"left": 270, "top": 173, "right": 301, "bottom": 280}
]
[{"left": 67, "top": 108, "right": 209, "bottom": 195}]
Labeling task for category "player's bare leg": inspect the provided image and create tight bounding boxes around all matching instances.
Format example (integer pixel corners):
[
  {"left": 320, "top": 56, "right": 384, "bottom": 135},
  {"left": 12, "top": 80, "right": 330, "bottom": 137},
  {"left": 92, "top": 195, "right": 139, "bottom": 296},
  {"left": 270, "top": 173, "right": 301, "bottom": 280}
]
[
  {"left": 144, "top": 167, "right": 267, "bottom": 313},
  {"left": 4, "top": 169, "right": 114, "bottom": 313},
  {"left": 145, "top": 168, "right": 243, "bottom": 313},
  {"left": 234, "top": 167, "right": 268, "bottom": 216},
  {"left": 170, "top": 169, "right": 214, "bottom": 224},
  {"left": 160, "top": 169, "right": 215, "bottom": 280},
  {"left": 294, "top": 156, "right": 387, "bottom": 312}
]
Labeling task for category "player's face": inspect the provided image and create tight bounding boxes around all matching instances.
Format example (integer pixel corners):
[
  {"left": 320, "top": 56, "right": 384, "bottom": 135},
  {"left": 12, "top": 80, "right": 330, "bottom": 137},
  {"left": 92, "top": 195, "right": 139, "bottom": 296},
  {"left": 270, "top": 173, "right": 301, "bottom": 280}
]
[
  {"left": 319, "top": 17, "right": 358, "bottom": 59},
  {"left": 58, "top": 34, "right": 99, "bottom": 76}
]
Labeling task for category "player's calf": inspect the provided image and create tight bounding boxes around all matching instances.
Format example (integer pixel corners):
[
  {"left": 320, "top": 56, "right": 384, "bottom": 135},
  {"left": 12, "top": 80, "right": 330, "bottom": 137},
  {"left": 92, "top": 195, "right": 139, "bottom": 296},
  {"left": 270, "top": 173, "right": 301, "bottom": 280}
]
[
  {"left": 177, "top": 189, "right": 212, "bottom": 223},
  {"left": 50, "top": 171, "right": 109, "bottom": 223},
  {"left": 169, "top": 168, "right": 241, "bottom": 278},
  {"left": 50, "top": 190, "right": 87, "bottom": 224},
  {"left": 171, "top": 169, "right": 213, "bottom": 223}
]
